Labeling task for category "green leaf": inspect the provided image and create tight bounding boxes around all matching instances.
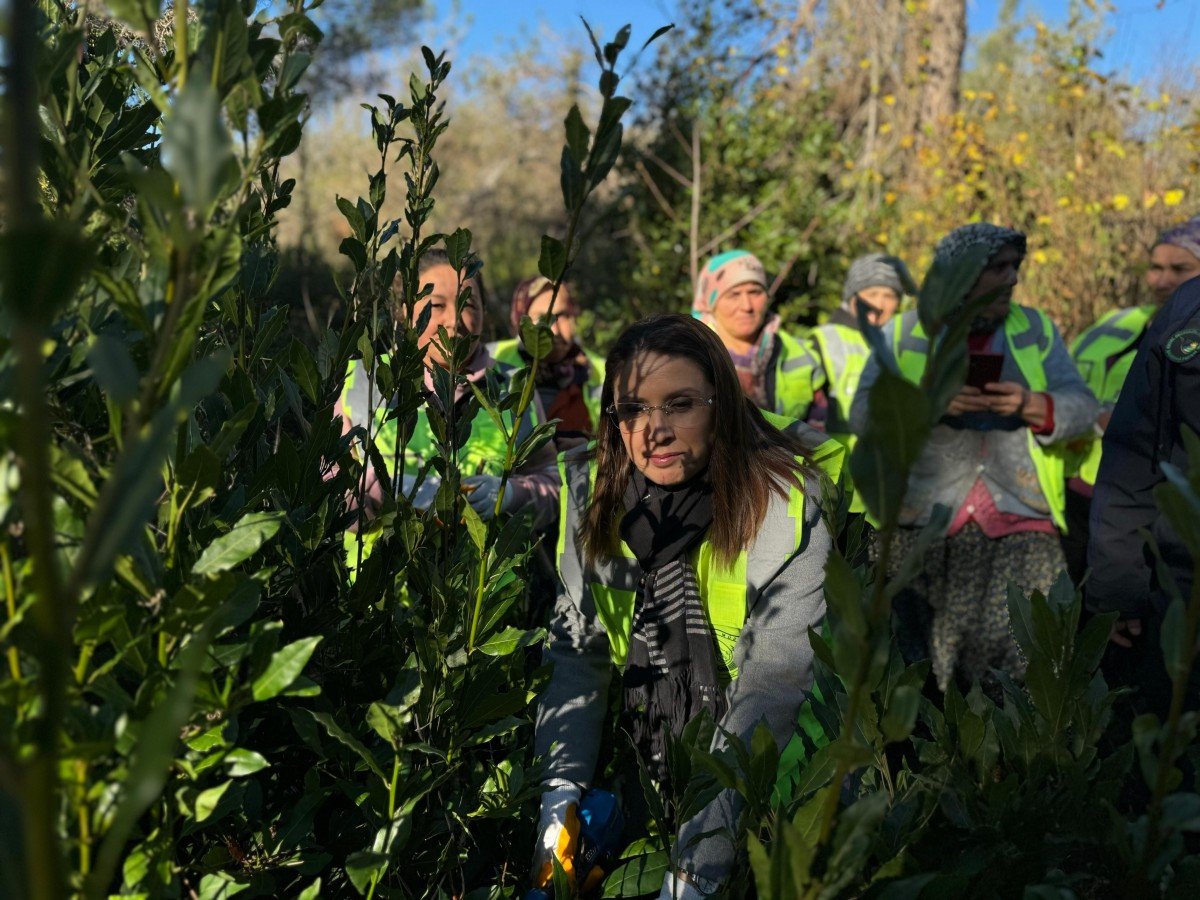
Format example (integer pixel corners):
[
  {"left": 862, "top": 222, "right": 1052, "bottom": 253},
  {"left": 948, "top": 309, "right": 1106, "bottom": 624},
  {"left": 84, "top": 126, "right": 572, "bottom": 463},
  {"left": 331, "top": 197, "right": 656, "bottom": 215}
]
[
  {"left": 296, "top": 880, "right": 322, "bottom": 900},
  {"left": 602, "top": 850, "right": 668, "bottom": 897},
  {"left": 251, "top": 636, "right": 322, "bottom": 702},
  {"left": 308, "top": 710, "right": 389, "bottom": 782},
  {"left": 287, "top": 339, "right": 321, "bottom": 404},
  {"left": 462, "top": 499, "right": 487, "bottom": 553},
  {"left": 86, "top": 627, "right": 213, "bottom": 896},
  {"left": 195, "top": 780, "right": 233, "bottom": 823},
  {"left": 477, "top": 626, "right": 546, "bottom": 658},
  {"left": 587, "top": 121, "right": 623, "bottom": 189},
  {"left": 561, "top": 144, "right": 586, "bottom": 211},
  {"left": 881, "top": 685, "right": 920, "bottom": 743},
  {"left": 519, "top": 314, "right": 555, "bottom": 362},
  {"left": 336, "top": 196, "right": 367, "bottom": 243},
  {"left": 210, "top": 401, "right": 258, "bottom": 461},
  {"left": 599, "top": 70, "right": 620, "bottom": 99},
  {"left": 88, "top": 335, "right": 140, "bottom": 405},
  {"left": 0, "top": 221, "right": 93, "bottom": 324},
  {"left": 538, "top": 235, "right": 568, "bottom": 283},
  {"left": 366, "top": 701, "right": 410, "bottom": 749},
  {"left": 280, "top": 51, "right": 311, "bottom": 92},
  {"left": 445, "top": 227, "right": 473, "bottom": 270},
  {"left": 86, "top": 353, "right": 229, "bottom": 587},
  {"left": 849, "top": 370, "right": 931, "bottom": 526},
  {"left": 1155, "top": 462, "right": 1200, "bottom": 558},
  {"left": 564, "top": 105, "right": 590, "bottom": 166},
  {"left": 192, "top": 511, "right": 285, "bottom": 575},
  {"left": 161, "top": 76, "right": 235, "bottom": 216},
  {"left": 1161, "top": 598, "right": 1190, "bottom": 682},
  {"left": 641, "top": 24, "right": 676, "bottom": 50},
  {"left": 175, "top": 445, "right": 221, "bottom": 512},
  {"left": 225, "top": 749, "right": 270, "bottom": 777},
  {"left": 103, "top": 0, "right": 162, "bottom": 35},
  {"left": 198, "top": 872, "right": 250, "bottom": 900},
  {"left": 346, "top": 850, "right": 389, "bottom": 894}
]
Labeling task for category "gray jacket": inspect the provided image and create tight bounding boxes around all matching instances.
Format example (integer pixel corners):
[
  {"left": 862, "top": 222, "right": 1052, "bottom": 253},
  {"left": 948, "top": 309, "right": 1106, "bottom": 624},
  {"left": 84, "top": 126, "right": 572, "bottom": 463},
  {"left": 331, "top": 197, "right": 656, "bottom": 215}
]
[
  {"left": 849, "top": 306, "right": 1097, "bottom": 527},
  {"left": 534, "top": 447, "right": 831, "bottom": 886}
]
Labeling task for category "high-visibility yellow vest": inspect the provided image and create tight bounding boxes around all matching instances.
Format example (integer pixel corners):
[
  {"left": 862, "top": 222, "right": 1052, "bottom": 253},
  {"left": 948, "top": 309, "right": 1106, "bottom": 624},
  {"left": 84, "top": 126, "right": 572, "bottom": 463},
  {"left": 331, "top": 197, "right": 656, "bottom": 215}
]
[
  {"left": 555, "top": 429, "right": 834, "bottom": 786},
  {"left": 890, "top": 305, "right": 1071, "bottom": 531},
  {"left": 488, "top": 338, "right": 606, "bottom": 431},
  {"left": 808, "top": 322, "right": 870, "bottom": 447},
  {"left": 808, "top": 323, "right": 870, "bottom": 513},
  {"left": 773, "top": 330, "right": 818, "bottom": 420},
  {"left": 341, "top": 357, "right": 529, "bottom": 480},
  {"left": 340, "top": 355, "right": 537, "bottom": 570},
  {"left": 1068, "top": 305, "right": 1155, "bottom": 485}
]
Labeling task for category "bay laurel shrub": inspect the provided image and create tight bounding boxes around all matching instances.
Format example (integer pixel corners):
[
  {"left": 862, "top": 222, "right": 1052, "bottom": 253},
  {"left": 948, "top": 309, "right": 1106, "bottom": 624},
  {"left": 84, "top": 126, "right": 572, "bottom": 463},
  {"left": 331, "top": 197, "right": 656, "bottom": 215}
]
[{"left": 3, "top": 3, "right": 1200, "bottom": 900}]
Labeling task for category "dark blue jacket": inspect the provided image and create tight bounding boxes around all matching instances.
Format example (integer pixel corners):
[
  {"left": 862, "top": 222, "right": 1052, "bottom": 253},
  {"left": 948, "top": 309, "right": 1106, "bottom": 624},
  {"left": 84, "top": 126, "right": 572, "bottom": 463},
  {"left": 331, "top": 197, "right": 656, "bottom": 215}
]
[{"left": 1088, "top": 277, "right": 1200, "bottom": 616}]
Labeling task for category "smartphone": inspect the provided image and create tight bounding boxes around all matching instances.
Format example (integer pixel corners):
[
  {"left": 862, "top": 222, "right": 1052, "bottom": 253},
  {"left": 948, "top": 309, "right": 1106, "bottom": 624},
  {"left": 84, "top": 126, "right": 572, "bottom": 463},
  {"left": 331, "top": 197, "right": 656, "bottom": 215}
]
[{"left": 965, "top": 352, "right": 1004, "bottom": 390}]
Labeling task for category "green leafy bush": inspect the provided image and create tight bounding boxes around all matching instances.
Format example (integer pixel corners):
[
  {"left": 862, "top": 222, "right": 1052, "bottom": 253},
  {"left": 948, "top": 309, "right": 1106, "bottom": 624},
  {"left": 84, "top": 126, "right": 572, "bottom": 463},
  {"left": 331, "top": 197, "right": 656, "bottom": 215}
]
[{"left": 4, "top": 4, "right": 1200, "bottom": 900}]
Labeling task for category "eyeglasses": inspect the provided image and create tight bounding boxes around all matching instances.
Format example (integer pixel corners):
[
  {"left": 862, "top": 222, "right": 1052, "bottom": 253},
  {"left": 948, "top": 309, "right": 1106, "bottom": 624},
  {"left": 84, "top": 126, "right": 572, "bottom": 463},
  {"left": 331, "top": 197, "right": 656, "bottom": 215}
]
[{"left": 606, "top": 396, "right": 715, "bottom": 433}]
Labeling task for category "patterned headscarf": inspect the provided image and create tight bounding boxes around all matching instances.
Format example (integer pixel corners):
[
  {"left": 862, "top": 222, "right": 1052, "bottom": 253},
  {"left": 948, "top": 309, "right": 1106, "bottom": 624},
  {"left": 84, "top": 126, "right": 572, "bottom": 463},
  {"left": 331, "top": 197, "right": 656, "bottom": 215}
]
[
  {"left": 1156, "top": 215, "right": 1200, "bottom": 260},
  {"left": 692, "top": 250, "right": 779, "bottom": 408},
  {"left": 691, "top": 250, "right": 769, "bottom": 316},
  {"left": 933, "top": 223, "right": 1027, "bottom": 271},
  {"left": 509, "top": 275, "right": 580, "bottom": 337}
]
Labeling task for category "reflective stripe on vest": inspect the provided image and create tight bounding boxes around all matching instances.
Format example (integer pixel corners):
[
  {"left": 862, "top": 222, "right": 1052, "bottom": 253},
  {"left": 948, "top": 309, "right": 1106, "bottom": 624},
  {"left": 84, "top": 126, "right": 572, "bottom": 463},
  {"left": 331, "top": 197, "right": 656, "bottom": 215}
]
[
  {"left": 556, "top": 452, "right": 808, "bottom": 679},
  {"left": 809, "top": 323, "right": 869, "bottom": 447},
  {"left": 1070, "top": 305, "right": 1154, "bottom": 402},
  {"left": 1068, "top": 305, "right": 1154, "bottom": 485},
  {"left": 341, "top": 357, "right": 525, "bottom": 480},
  {"left": 890, "top": 306, "right": 1070, "bottom": 531},
  {"left": 489, "top": 338, "right": 606, "bottom": 430},
  {"left": 774, "top": 331, "right": 817, "bottom": 419}
]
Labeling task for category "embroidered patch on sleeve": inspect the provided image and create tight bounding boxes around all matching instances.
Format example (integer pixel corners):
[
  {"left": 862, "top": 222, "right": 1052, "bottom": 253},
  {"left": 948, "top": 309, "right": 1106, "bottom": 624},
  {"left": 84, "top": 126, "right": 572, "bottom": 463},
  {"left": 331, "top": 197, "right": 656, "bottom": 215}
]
[{"left": 1166, "top": 329, "right": 1200, "bottom": 364}]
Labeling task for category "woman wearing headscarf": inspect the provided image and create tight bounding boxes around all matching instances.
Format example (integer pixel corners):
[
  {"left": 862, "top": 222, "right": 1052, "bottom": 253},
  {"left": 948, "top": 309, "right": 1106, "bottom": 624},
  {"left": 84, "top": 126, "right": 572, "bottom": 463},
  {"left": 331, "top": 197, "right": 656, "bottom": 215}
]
[
  {"left": 692, "top": 250, "right": 818, "bottom": 419},
  {"left": 1064, "top": 214, "right": 1200, "bottom": 582},
  {"left": 489, "top": 276, "right": 605, "bottom": 452},
  {"left": 532, "top": 313, "right": 831, "bottom": 900},
  {"left": 850, "top": 224, "right": 1097, "bottom": 694}
]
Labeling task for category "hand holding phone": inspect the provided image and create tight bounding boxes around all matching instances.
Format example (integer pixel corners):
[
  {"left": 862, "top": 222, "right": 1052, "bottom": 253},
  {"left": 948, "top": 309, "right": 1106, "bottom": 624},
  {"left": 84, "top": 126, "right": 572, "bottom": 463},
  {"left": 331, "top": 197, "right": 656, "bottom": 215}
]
[{"left": 965, "top": 352, "right": 1004, "bottom": 390}]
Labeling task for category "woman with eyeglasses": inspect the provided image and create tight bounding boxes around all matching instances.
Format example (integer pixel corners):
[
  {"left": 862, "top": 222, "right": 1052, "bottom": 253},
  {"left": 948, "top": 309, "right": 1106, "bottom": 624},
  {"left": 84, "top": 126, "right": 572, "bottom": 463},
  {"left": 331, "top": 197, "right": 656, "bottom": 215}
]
[
  {"left": 807, "top": 253, "right": 914, "bottom": 451},
  {"left": 532, "top": 313, "right": 832, "bottom": 900},
  {"left": 692, "top": 250, "right": 819, "bottom": 420}
]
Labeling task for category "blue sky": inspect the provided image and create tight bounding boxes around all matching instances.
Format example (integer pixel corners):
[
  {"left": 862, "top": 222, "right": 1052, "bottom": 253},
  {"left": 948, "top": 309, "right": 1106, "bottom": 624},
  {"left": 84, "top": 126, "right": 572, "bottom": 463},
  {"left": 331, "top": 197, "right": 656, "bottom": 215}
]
[{"left": 447, "top": 0, "right": 1199, "bottom": 85}]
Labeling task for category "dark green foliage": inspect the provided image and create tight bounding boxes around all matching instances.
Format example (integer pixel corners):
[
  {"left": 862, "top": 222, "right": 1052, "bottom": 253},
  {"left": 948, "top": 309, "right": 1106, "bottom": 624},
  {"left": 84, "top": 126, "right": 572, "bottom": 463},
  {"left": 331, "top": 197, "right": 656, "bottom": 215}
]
[{"left": 4, "top": 3, "right": 1200, "bottom": 899}]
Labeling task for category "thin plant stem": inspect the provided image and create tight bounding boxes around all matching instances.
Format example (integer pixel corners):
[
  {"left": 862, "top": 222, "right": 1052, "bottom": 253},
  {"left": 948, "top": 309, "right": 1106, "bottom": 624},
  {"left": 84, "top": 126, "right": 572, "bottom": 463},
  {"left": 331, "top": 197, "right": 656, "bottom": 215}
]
[{"left": 2, "top": 542, "right": 22, "bottom": 682}]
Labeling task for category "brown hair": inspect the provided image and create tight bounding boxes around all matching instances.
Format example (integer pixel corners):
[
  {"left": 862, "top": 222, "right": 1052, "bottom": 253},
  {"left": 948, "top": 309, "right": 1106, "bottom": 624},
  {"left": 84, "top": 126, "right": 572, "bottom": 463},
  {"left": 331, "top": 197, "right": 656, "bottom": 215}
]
[{"left": 581, "top": 313, "right": 812, "bottom": 567}]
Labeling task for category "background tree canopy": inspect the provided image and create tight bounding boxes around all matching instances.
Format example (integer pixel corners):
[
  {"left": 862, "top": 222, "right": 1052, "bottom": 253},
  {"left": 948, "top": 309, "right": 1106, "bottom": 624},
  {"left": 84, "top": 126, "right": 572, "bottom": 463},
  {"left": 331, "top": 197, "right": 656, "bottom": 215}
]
[{"left": 274, "top": 0, "right": 1199, "bottom": 347}]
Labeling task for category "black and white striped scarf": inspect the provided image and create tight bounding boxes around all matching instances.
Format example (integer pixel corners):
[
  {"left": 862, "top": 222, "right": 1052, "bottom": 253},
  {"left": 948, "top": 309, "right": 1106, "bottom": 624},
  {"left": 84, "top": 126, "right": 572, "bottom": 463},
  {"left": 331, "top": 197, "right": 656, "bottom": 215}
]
[{"left": 619, "top": 469, "right": 725, "bottom": 781}]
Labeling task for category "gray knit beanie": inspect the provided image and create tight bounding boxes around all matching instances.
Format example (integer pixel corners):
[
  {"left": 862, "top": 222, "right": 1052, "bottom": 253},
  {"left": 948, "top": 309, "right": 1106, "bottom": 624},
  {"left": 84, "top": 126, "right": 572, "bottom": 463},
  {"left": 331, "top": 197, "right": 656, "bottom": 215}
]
[{"left": 841, "top": 253, "right": 914, "bottom": 304}]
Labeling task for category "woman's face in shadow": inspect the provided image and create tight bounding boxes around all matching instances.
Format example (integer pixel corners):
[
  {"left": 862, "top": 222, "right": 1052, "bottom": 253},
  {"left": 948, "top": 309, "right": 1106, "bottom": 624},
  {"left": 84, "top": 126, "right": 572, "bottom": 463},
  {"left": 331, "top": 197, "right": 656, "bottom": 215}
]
[{"left": 611, "top": 351, "right": 715, "bottom": 487}]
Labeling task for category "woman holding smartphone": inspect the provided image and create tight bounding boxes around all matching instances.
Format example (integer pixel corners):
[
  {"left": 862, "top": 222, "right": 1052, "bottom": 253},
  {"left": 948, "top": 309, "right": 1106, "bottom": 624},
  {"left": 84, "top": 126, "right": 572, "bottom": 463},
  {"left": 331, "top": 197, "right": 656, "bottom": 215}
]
[
  {"left": 532, "top": 314, "right": 831, "bottom": 900},
  {"left": 850, "top": 224, "right": 1097, "bottom": 695}
]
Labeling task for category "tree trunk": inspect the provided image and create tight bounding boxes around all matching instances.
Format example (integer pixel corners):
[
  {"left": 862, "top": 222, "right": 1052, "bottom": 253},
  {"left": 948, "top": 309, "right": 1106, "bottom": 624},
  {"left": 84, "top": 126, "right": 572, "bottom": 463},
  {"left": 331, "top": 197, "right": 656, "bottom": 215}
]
[{"left": 916, "top": 0, "right": 966, "bottom": 131}]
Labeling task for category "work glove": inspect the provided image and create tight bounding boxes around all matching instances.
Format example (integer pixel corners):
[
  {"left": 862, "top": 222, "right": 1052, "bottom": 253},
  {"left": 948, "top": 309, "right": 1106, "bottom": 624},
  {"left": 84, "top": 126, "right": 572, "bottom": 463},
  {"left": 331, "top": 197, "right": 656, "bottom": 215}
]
[
  {"left": 462, "top": 473, "right": 516, "bottom": 520},
  {"left": 532, "top": 782, "right": 582, "bottom": 890}
]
